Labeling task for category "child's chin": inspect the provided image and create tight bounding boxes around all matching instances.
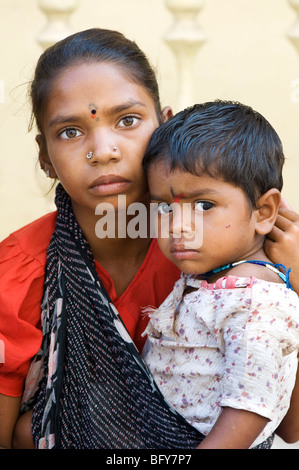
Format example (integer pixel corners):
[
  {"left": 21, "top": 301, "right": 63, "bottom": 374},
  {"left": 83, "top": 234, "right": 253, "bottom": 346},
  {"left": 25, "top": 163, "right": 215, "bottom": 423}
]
[{"left": 174, "top": 261, "right": 202, "bottom": 276}]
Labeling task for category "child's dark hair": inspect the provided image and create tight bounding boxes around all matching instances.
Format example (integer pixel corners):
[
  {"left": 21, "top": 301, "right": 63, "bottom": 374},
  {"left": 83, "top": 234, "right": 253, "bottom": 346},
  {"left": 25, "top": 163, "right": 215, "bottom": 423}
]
[
  {"left": 143, "top": 100, "right": 285, "bottom": 208},
  {"left": 29, "top": 28, "right": 162, "bottom": 133}
]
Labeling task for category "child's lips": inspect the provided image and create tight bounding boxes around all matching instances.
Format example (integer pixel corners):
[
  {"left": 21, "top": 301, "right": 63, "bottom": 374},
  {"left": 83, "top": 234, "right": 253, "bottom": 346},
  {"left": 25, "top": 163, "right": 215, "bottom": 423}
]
[{"left": 170, "top": 243, "right": 199, "bottom": 259}]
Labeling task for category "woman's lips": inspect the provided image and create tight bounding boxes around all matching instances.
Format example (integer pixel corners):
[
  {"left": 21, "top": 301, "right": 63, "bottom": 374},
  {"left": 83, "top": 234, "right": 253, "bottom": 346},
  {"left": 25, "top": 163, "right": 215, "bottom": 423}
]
[{"left": 89, "top": 174, "right": 131, "bottom": 196}]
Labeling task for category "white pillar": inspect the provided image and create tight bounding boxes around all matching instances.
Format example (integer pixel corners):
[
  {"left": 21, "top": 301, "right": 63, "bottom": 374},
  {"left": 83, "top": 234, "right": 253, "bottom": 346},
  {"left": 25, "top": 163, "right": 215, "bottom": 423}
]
[
  {"left": 287, "top": 0, "right": 299, "bottom": 56},
  {"left": 37, "top": 0, "right": 80, "bottom": 49},
  {"left": 163, "top": 0, "right": 206, "bottom": 110}
]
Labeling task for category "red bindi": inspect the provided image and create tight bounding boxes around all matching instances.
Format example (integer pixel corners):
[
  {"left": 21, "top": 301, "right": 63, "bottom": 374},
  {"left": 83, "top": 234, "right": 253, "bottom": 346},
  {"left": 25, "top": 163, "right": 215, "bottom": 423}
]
[
  {"left": 173, "top": 193, "right": 184, "bottom": 203},
  {"left": 91, "top": 109, "right": 97, "bottom": 119}
]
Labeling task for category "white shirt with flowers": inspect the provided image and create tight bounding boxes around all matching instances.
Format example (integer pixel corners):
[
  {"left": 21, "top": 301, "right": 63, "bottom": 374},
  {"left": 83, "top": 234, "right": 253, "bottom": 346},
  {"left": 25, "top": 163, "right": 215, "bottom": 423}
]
[{"left": 142, "top": 273, "right": 299, "bottom": 448}]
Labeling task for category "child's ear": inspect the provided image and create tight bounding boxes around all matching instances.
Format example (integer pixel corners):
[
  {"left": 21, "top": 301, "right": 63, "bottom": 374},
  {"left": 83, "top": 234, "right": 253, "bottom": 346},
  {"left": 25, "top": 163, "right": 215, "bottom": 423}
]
[
  {"left": 161, "top": 106, "right": 173, "bottom": 123},
  {"left": 36, "top": 134, "right": 57, "bottom": 178},
  {"left": 254, "top": 188, "right": 281, "bottom": 235}
]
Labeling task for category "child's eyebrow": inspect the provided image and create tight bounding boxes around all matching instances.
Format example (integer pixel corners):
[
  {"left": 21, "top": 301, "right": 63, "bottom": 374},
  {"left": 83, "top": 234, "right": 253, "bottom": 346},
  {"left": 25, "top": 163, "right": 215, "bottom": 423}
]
[
  {"left": 150, "top": 188, "right": 220, "bottom": 202},
  {"left": 170, "top": 187, "right": 220, "bottom": 200}
]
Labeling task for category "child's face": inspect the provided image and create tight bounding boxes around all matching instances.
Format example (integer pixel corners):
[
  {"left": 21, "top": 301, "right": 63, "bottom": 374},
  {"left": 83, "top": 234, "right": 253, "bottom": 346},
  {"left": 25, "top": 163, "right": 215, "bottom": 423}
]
[
  {"left": 38, "top": 62, "right": 170, "bottom": 221},
  {"left": 148, "top": 161, "right": 263, "bottom": 275}
]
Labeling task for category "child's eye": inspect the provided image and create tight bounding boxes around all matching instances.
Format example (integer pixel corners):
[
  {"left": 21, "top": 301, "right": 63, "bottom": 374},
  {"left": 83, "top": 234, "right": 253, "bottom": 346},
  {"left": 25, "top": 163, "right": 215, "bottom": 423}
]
[
  {"left": 118, "top": 116, "right": 140, "bottom": 127},
  {"left": 157, "top": 202, "right": 172, "bottom": 215},
  {"left": 59, "top": 128, "right": 82, "bottom": 139},
  {"left": 194, "top": 201, "right": 214, "bottom": 211}
]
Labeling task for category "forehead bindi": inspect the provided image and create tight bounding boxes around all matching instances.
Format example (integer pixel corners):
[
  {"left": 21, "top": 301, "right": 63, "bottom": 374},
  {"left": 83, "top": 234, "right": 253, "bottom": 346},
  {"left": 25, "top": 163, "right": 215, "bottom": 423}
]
[
  {"left": 44, "top": 63, "right": 156, "bottom": 125},
  {"left": 89, "top": 103, "right": 98, "bottom": 120}
]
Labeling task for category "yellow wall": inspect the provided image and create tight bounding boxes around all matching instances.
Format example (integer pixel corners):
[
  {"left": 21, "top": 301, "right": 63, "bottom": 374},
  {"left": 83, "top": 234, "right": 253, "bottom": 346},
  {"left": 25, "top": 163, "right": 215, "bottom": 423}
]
[{"left": 0, "top": 0, "right": 299, "bottom": 240}]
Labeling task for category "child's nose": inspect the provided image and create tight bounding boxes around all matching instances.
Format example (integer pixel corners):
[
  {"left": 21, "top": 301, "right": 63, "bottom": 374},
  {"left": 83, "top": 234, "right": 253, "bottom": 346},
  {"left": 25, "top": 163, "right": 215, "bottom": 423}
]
[{"left": 171, "top": 203, "right": 193, "bottom": 238}]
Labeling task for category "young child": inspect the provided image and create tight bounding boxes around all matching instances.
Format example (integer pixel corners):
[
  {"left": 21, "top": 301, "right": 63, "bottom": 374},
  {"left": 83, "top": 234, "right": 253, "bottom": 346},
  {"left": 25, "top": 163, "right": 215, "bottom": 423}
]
[{"left": 142, "top": 101, "right": 299, "bottom": 449}]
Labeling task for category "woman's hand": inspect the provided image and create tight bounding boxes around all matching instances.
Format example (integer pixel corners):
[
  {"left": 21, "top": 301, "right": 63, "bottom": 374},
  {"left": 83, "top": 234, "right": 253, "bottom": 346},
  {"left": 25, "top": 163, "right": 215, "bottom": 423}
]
[
  {"left": 0, "top": 394, "right": 21, "bottom": 448},
  {"left": 265, "top": 200, "right": 299, "bottom": 443},
  {"left": 264, "top": 202, "right": 299, "bottom": 295},
  {"left": 12, "top": 409, "right": 35, "bottom": 448}
]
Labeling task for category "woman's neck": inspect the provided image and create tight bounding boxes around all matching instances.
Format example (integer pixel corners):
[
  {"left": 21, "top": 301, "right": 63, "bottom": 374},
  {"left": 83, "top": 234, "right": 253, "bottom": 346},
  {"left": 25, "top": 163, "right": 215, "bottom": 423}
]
[{"left": 72, "top": 202, "right": 152, "bottom": 297}]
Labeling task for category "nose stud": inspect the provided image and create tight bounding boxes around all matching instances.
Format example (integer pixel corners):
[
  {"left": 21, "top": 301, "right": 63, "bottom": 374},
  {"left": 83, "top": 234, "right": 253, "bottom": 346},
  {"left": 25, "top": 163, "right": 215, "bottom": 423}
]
[
  {"left": 86, "top": 147, "right": 118, "bottom": 160},
  {"left": 86, "top": 151, "right": 94, "bottom": 160}
]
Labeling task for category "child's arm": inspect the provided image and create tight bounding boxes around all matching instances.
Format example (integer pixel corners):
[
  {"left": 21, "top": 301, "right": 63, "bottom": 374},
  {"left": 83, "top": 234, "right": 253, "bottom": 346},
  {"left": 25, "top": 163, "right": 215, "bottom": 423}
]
[
  {"left": 264, "top": 206, "right": 299, "bottom": 295},
  {"left": 0, "top": 394, "right": 21, "bottom": 448},
  {"left": 197, "top": 407, "right": 268, "bottom": 449},
  {"left": 275, "top": 363, "right": 299, "bottom": 443}
]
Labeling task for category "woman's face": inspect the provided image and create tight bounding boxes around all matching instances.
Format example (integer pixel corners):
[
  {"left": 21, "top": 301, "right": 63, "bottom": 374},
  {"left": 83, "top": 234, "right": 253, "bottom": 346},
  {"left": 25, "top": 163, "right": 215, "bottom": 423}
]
[{"left": 38, "top": 62, "right": 171, "bottom": 223}]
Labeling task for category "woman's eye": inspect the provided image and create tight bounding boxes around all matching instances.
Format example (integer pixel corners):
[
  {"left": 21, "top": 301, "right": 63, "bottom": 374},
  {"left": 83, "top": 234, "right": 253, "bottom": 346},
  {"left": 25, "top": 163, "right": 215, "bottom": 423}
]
[
  {"left": 194, "top": 201, "right": 214, "bottom": 211},
  {"left": 118, "top": 116, "right": 139, "bottom": 127},
  {"left": 157, "top": 202, "right": 172, "bottom": 215},
  {"left": 59, "top": 128, "right": 82, "bottom": 139}
]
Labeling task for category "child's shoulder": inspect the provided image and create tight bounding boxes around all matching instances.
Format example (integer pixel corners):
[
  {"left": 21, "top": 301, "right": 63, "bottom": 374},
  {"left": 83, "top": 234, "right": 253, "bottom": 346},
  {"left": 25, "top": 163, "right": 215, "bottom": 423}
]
[{"left": 227, "top": 259, "right": 285, "bottom": 285}]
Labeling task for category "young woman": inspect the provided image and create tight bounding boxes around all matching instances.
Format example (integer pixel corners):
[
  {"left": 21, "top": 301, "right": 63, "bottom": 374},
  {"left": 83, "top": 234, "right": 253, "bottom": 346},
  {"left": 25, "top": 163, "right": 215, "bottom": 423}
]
[{"left": 0, "top": 29, "right": 298, "bottom": 449}]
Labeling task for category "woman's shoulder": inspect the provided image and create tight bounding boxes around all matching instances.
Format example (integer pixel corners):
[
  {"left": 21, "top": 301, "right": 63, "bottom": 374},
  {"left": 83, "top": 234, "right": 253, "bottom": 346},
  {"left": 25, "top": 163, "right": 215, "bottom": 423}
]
[
  {"left": 0, "top": 213, "right": 56, "bottom": 397},
  {"left": 0, "top": 211, "right": 57, "bottom": 281},
  {"left": 0, "top": 211, "right": 57, "bottom": 262}
]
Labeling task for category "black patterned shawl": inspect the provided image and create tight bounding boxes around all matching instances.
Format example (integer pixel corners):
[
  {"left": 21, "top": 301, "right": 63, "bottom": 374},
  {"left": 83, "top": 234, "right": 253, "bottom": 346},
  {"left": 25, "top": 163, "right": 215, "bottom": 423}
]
[{"left": 21, "top": 183, "right": 204, "bottom": 449}]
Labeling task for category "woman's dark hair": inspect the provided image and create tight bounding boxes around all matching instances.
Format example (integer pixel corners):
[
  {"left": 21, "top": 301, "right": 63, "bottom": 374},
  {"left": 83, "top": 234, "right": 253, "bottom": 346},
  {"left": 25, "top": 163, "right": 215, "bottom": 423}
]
[
  {"left": 29, "top": 28, "right": 162, "bottom": 133},
  {"left": 143, "top": 100, "right": 285, "bottom": 208}
]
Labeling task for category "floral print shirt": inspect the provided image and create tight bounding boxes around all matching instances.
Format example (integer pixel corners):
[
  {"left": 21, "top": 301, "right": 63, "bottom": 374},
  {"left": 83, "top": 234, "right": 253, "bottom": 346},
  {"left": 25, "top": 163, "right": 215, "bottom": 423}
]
[{"left": 142, "top": 274, "right": 299, "bottom": 448}]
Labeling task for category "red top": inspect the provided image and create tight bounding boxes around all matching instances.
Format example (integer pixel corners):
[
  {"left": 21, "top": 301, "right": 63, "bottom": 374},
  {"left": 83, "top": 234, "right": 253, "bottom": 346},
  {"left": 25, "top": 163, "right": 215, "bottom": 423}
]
[{"left": 0, "top": 212, "right": 180, "bottom": 397}]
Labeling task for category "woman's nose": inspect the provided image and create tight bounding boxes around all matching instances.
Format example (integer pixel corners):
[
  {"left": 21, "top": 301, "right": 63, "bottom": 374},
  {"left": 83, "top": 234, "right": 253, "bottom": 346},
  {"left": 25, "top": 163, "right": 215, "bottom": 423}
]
[{"left": 87, "top": 131, "right": 122, "bottom": 165}]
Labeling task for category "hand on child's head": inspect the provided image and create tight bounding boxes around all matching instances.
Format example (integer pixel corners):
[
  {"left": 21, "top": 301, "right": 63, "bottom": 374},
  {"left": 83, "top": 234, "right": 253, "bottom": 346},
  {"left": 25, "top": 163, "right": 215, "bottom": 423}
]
[{"left": 279, "top": 198, "right": 291, "bottom": 210}]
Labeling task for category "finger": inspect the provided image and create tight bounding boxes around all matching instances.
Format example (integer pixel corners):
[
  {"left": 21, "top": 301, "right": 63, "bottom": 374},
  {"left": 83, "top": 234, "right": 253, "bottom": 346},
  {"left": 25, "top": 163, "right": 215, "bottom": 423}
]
[
  {"left": 267, "top": 225, "right": 283, "bottom": 241},
  {"left": 277, "top": 207, "right": 299, "bottom": 223},
  {"left": 280, "top": 197, "right": 292, "bottom": 210},
  {"left": 274, "top": 213, "right": 294, "bottom": 232},
  {"left": 264, "top": 237, "right": 279, "bottom": 260}
]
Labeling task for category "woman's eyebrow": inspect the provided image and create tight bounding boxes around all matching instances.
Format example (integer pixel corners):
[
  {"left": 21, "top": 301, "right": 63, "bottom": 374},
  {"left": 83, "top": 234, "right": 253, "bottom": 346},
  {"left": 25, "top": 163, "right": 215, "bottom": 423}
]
[
  {"left": 105, "top": 100, "right": 146, "bottom": 116},
  {"left": 48, "top": 100, "right": 146, "bottom": 128},
  {"left": 48, "top": 115, "right": 81, "bottom": 128}
]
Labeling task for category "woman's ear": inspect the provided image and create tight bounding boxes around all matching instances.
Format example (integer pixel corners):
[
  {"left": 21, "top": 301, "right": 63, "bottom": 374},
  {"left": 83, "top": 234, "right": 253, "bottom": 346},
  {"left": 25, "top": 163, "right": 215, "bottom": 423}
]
[
  {"left": 36, "top": 134, "right": 57, "bottom": 178},
  {"left": 161, "top": 106, "right": 173, "bottom": 123},
  {"left": 254, "top": 188, "right": 281, "bottom": 235}
]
